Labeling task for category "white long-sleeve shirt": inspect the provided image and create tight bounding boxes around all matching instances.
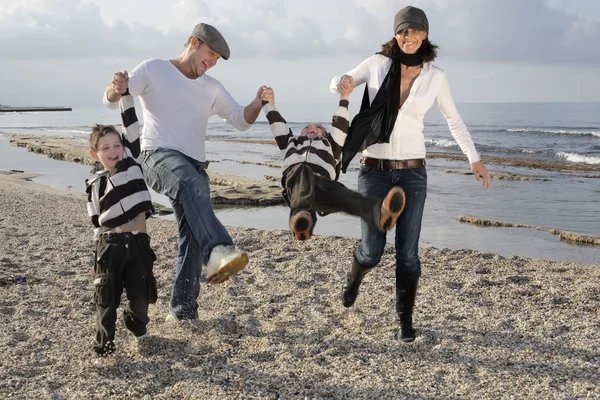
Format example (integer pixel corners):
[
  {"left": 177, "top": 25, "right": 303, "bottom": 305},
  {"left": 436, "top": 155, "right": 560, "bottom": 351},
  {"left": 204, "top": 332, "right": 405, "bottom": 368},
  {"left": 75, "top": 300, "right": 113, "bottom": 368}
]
[
  {"left": 330, "top": 54, "right": 480, "bottom": 163},
  {"left": 103, "top": 58, "right": 251, "bottom": 162}
]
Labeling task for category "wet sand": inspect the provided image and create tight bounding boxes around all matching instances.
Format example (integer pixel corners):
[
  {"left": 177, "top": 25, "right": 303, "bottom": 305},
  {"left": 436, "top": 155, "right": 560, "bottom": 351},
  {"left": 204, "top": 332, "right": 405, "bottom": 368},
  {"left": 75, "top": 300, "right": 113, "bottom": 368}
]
[
  {"left": 5, "top": 134, "right": 285, "bottom": 206},
  {"left": 458, "top": 215, "right": 600, "bottom": 246}
]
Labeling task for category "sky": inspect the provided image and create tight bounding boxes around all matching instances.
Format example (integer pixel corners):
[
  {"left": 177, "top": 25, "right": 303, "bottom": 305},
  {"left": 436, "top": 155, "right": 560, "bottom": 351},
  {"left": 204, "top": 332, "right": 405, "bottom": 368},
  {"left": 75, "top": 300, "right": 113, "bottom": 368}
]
[{"left": 1, "top": 0, "right": 600, "bottom": 109}]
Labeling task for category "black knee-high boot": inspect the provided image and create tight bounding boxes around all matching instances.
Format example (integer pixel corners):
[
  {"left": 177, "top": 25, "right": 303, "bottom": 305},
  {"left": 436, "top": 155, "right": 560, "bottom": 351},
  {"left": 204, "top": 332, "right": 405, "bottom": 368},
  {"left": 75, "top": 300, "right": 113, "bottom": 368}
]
[
  {"left": 396, "top": 272, "right": 420, "bottom": 342},
  {"left": 341, "top": 255, "right": 375, "bottom": 308}
]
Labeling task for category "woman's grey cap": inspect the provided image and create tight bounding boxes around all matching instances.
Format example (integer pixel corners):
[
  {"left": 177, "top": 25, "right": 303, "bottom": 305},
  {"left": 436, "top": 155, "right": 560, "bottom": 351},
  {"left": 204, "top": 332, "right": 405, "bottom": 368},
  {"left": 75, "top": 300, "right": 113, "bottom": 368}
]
[
  {"left": 394, "top": 6, "right": 429, "bottom": 34},
  {"left": 191, "top": 23, "right": 230, "bottom": 60}
]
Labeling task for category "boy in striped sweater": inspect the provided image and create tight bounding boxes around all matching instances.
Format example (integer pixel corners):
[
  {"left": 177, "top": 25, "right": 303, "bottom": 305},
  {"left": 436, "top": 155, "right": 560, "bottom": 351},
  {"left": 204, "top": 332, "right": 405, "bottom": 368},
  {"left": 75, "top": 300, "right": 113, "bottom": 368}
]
[
  {"left": 261, "top": 87, "right": 406, "bottom": 241},
  {"left": 85, "top": 93, "right": 157, "bottom": 356}
]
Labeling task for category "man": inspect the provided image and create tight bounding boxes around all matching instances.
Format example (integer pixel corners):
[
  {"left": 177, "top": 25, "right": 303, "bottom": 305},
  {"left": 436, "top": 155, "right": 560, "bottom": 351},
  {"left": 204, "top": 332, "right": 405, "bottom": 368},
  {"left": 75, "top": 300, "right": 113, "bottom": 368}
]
[{"left": 103, "top": 23, "right": 266, "bottom": 322}]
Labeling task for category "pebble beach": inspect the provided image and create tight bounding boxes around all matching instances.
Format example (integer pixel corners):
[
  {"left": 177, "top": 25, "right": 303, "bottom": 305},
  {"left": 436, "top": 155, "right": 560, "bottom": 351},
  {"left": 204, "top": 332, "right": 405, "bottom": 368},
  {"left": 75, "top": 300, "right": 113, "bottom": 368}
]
[{"left": 0, "top": 171, "right": 598, "bottom": 399}]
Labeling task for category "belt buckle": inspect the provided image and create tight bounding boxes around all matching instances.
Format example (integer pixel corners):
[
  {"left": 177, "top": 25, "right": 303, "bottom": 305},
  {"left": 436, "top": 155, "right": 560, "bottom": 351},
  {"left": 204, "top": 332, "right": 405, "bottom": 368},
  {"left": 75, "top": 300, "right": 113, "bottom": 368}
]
[
  {"left": 401, "top": 160, "right": 408, "bottom": 169},
  {"left": 377, "top": 159, "right": 384, "bottom": 170}
]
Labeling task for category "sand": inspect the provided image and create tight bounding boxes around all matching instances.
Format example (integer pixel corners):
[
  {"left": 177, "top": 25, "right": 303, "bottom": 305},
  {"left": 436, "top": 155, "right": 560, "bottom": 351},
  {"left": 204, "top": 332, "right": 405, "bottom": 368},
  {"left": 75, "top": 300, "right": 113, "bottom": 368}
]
[{"left": 0, "top": 172, "right": 598, "bottom": 399}]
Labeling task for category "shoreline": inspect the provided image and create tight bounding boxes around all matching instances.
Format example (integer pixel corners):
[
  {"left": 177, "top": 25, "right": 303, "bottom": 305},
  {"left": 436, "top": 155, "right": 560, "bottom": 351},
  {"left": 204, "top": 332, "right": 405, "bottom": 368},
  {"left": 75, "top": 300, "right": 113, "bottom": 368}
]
[
  {"left": 2, "top": 133, "right": 600, "bottom": 262},
  {"left": 0, "top": 172, "right": 598, "bottom": 399},
  {"left": 3, "top": 133, "right": 285, "bottom": 206},
  {"left": 6, "top": 133, "right": 600, "bottom": 176},
  {"left": 5, "top": 133, "right": 600, "bottom": 239}
]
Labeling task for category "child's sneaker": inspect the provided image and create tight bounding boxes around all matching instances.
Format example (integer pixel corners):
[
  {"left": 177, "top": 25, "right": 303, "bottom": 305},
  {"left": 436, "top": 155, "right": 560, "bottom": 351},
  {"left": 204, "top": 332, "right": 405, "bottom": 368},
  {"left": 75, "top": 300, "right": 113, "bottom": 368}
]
[
  {"left": 94, "top": 341, "right": 116, "bottom": 357},
  {"left": 206, "top": 245, "right": 248, "bottom": 284},
  {"left": 290, "top": 210, "right": 313, "bottom": 241},
  {"left": 379, "top": 187, "right": 406, "bottom": 231}
]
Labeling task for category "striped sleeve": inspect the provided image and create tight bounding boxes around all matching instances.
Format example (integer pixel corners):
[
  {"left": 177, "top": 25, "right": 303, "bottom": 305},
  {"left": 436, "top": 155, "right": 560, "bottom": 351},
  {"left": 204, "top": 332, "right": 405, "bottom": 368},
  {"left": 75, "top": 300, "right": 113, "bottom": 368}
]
[
  {"left": 119, "top": 91, "right": 142, "bottom": 163},
  {"left": 328, "top": 99, "right": 350, "bottom": 162},
  {"left": 262, "top": 102, "right": 294, "bottom": 152}
]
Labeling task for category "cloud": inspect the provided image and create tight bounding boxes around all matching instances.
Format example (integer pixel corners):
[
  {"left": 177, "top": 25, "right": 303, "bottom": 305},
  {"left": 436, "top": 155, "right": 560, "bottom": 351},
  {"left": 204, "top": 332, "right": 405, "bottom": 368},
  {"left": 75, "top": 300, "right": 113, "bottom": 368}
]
[
  {"left": 0, "top": 2, "right": 128, "bottom": 60},
  {"left": 0, "top": 0, "right": 183, "bottom": 61},
  {"left": 197, "top": 0, "right": 600, "bottom": 64},
  {"left": 426, "top": 0, "right": 600, "bottom": 64},
  {"left": 0, "top": 0, "right": 598, "bottom": 64}
]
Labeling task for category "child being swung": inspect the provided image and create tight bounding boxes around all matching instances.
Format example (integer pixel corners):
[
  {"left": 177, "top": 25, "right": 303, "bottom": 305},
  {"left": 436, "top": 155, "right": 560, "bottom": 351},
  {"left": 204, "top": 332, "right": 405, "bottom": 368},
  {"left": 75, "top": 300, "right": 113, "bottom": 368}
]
[
  {"left": 261, "top": 87, "right": 406, "bottom": 240},
  {"left": 85, "top": 92, "right": 157, "bottom": 356}
]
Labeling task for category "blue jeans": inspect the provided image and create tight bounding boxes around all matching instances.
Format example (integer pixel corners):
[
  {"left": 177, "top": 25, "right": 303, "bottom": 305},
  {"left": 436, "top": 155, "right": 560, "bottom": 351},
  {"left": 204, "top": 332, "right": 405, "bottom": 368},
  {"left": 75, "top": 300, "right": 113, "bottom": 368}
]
[
  {"left": 355, "top": 166, "right": 427, "bottom": 274},
  {"left": 142, "top": 149, "right": 233, "bottom": 319}
]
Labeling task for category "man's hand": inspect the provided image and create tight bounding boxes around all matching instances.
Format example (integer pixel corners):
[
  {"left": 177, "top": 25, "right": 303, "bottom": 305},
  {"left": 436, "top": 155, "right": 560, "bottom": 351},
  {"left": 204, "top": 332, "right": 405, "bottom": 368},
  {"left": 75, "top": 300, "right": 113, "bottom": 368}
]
[
  {"left": 244, "top": 85, "right": 268, "bottom": 124},
  {"left": 255, "top": 85, "right": 268, "bottom": 103},
  {"left": 105, "top": 70, "right": 129, "bottom": 103},
  {"left": 471, "top": 160, "right": 491, "bottom": 189},
  {"left": 261, "top": 87, "right": 275, "bottom": 104},
  {"left": 338, "top": 75, "right": 354, "bottom": 96},
  {"left": 112, "top": 71, "right": 129, "bottom": 95}
]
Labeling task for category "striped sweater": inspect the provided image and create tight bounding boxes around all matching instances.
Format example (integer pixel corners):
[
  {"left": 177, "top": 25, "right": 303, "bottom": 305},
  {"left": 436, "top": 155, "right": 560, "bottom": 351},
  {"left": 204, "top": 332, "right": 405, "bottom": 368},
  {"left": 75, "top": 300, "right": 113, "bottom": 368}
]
[
  {"left": 263, "top": 99, "right": 349, "bottom": 180},
  {"left": 85, "top": 92, "right": 154, "bottom": 241}
]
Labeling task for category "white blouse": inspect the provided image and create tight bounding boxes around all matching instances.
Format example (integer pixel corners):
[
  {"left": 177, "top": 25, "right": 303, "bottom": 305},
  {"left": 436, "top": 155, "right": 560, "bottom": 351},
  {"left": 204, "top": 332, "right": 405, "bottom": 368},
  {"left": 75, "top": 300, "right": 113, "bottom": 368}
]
[{"left": 330, "top": 54, "right": 480, "bottom": 164}]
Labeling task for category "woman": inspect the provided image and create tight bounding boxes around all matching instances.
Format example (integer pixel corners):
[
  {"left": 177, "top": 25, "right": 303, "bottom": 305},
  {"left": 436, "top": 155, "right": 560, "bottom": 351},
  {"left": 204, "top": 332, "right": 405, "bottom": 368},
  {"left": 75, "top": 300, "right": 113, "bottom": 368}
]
[{"left": 330, "top": 5, "right": 491, "bottom": 342}]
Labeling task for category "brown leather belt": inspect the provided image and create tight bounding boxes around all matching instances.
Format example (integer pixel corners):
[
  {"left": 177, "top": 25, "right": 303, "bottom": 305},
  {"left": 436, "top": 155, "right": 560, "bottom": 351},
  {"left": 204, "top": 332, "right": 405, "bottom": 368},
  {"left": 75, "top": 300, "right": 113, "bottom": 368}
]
[{"left": 360, "top": 157, "right": 426, "bottom": 170}]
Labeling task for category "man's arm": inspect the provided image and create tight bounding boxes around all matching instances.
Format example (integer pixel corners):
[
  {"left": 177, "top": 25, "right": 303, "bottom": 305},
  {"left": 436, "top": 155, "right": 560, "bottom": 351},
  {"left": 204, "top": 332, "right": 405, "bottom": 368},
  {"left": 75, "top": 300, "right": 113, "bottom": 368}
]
[
  {"left": 105, "top": 84, "right": 122, "bottom": 103},
  {"left": 213, "top": 84, "right": 267, "bottom": 131},
  {"left": 243, "top": 85, "right": 268, "bottom": 124}
]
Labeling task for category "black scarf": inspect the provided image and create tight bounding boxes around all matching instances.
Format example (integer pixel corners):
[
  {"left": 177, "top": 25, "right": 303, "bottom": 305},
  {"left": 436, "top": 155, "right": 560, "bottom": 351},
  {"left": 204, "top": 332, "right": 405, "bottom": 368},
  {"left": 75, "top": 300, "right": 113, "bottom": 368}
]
[{"left": 340, "top": 50, "right": 422, "bottom": 173}]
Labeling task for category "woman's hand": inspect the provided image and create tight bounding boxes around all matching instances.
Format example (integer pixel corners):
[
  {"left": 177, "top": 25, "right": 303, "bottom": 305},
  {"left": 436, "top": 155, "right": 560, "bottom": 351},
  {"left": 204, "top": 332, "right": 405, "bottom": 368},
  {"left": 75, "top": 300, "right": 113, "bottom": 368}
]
[
  {"left": 338, "top": 75, "right": 354, "bottom": 96},
  {"left": 471, "top": 160, "right": 491, "bottom": 189}
]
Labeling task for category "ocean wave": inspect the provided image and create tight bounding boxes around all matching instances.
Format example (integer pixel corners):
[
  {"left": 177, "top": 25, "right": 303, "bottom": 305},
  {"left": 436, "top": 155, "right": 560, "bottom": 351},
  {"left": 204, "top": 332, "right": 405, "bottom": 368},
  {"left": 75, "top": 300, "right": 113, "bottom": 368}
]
[
  {"left": 40, "top": 127, "right": 91, "bottom": 135},
  {"left": 506, "top": 128, "right": 600, "bottom": 138},
  {"left": 0, "top": 125, "right": 90, "bottom": 133},
  {"left": 0, "top": 125, "right": 127, "bottom": 139},
  {"left": 426, "top": 139, "right": 546, "bottom": 156},
  {"left": 425, "top": 139, "right": 458, "bottom": 148},
  {"left": 556, "top": 152, "right": 600, "bottom": 165}
]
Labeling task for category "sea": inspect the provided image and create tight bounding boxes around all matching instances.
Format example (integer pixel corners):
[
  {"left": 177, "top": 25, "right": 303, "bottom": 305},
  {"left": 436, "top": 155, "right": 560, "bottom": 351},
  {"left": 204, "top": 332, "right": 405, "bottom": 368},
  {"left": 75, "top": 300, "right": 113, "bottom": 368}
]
[{"left": 0, "top": 102, "right": 599, "bottom": 265}]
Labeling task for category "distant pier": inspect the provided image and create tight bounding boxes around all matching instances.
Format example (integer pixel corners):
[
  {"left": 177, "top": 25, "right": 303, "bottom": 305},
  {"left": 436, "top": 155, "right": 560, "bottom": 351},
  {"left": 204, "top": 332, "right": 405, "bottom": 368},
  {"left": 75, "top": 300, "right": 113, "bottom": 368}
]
[{"left": 0, "top": 106, "right": 72, "bottom": 113}]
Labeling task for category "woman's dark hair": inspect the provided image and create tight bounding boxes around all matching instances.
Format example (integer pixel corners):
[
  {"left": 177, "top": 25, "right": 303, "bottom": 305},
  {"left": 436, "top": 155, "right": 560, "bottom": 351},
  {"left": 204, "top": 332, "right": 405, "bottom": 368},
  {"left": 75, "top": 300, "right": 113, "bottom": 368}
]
[{"left": 381, "top": 37, "right": 438, "bottom": 63}]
